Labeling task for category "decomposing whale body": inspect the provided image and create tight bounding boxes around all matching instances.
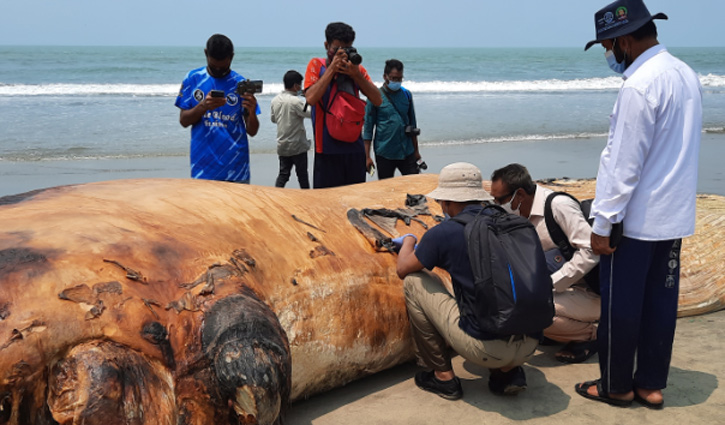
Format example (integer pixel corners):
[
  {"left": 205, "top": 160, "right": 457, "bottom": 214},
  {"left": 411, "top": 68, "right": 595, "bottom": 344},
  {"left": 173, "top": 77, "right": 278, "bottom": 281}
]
[{"left": 0, "top": 175, "right": 723, "bottom": 424}]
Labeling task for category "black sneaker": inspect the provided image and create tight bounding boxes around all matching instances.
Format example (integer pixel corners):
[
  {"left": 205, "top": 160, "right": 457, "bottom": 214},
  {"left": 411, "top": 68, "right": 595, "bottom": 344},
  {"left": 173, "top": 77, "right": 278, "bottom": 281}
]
[
  {"left": 414, "top": 370, "right": 463, "bottom": 400},
  {"left": 488, "top": 366, "right": 527, "bottom": 396}
]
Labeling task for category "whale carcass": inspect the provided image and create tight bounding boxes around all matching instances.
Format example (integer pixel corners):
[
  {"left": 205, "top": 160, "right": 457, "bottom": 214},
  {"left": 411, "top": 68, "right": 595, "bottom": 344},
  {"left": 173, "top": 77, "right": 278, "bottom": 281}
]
[{"left": 0, "top": 175, "right": 723, "bottom": 424}]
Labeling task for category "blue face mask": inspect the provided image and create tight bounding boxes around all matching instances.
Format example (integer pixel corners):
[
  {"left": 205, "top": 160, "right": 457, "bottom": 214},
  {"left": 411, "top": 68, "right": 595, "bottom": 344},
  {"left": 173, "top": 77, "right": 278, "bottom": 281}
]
[
  {"left": 605, "top": 50, "right": 626, "bottom": 74},
  {"left": 387, "top": 81, "right": 402, "bottom": 91}
]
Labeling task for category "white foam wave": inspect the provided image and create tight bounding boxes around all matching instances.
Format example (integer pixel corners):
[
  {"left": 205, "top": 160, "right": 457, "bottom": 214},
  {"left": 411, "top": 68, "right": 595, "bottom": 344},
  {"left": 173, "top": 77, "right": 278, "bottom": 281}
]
[
  {"left": 421, "top": 132, "right": 609, "bottom": 147},
  {"left": 402, "top": 78, "right": 624, "bottom": 93},
  {"left": 699, "top": 73, "right": 725, "bottom": 88},
  {"left": 0, "top": 73, "right": 722, "bottom": 97}
]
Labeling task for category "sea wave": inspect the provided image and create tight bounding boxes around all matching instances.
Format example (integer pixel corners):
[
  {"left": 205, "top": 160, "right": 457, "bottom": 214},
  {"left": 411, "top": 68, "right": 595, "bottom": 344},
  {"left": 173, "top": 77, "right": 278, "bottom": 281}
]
[
  {"left": 421, "top": 132, "right": 610, "bottom": 147},
  {"left": 1, "top": 73, "right": 722, "bottom": 97}
]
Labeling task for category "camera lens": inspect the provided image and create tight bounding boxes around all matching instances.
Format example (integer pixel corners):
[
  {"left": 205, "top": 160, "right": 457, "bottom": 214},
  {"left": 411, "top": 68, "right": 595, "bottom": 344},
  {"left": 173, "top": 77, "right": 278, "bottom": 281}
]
[{"left": 345, "top": 48, "right": 362, "bottom": 65}]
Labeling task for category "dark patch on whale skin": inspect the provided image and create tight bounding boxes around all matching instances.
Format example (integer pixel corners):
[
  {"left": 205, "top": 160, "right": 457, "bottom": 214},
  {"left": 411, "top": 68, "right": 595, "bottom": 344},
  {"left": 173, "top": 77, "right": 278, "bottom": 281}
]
[
  {"left": 0, "top": 247, "right": 52, "bottom": 280},
  {"left": 142, "top": 321, "right": 176, "bottom": 370},
  {"left": 0, "top": 186, "right": 74, "bottom": 206}
]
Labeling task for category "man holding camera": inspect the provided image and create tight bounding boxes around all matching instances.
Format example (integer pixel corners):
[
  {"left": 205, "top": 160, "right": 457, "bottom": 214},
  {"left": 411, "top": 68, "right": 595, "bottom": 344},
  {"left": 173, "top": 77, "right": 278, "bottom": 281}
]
[
  {"left": 363, "top": 59, "right": 423, "bottom": 179},
  {"left": 304, "top": 22, "right": 382, "bottom": 189},
  {"left": 175, "top": 34, "right": 260, "bottom": 183}
]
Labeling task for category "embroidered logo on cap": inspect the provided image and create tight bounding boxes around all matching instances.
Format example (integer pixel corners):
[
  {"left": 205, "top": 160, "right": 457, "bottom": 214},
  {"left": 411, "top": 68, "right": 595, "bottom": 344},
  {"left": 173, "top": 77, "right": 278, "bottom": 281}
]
[{"left": 616, "top": 7, "right": 628, "bottom": 20}]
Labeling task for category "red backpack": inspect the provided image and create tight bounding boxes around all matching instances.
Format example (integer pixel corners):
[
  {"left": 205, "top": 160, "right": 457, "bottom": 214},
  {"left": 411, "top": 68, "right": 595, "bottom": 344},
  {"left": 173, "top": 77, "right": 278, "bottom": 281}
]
[{"left": 317, "top": 58, "right": 366, "bottom": 143}]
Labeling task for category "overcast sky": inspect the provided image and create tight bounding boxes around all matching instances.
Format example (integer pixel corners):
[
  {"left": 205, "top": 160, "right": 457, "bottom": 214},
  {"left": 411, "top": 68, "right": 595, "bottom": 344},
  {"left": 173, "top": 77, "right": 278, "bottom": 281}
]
[{"left": 1, "top": 0, "right": 721, "bottom": 48}]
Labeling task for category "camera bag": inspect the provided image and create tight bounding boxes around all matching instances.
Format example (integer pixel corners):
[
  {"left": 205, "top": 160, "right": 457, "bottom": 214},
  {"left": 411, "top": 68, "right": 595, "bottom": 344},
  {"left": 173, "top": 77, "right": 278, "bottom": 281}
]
[{"left": 318, "top": 59, "right": 366, "bottom": 143}]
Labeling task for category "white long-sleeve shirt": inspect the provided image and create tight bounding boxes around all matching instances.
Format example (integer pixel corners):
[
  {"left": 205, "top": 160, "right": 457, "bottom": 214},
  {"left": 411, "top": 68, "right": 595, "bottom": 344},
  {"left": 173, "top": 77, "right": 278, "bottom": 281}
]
[
  {"left": 529, "top": 185, "right": 599, "bottom": 292},
  {"left": 591, "top": 45, "right": 702, "bottom": 241}
]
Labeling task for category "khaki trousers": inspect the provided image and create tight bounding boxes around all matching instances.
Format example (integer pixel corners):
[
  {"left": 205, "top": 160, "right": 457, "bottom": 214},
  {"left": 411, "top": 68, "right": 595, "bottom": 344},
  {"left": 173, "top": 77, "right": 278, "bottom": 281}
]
[
  {"left": 544, "top": 285, "right": 600, "bottom": 342},
  {"left": 403, "top": 271, "right": 538, "bottom": 372}
]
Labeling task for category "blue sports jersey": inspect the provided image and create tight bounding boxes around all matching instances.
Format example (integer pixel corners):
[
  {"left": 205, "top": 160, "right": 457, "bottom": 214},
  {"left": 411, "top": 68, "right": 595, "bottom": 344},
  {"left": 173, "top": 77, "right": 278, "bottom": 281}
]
[{"left": 175, "top": 66, "right": 261, "bottom": 182}]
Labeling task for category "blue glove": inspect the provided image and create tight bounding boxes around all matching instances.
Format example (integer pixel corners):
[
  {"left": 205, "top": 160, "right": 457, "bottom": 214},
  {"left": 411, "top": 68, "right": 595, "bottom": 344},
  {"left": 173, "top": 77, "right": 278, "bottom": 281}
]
[{"left": 391, "top": 234, "right": 418, "bottom": 252}]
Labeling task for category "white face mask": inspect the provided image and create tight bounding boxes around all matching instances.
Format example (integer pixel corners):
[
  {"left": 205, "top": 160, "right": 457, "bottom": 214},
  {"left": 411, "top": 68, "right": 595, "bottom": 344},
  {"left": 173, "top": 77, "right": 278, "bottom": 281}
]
[
  {"left": 605, "top": 49, "right": 626, "bottom": 74},
  {"left": 499, "top": 190, "right": 521, "bottom": 216}
]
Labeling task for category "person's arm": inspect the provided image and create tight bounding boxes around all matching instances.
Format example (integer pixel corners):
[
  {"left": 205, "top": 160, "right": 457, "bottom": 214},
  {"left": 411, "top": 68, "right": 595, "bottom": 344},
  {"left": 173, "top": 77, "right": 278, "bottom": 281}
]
[
  {"left": 305, "top": 55, "right": 341, "bottom": 107},
  {"left": 298, "top": 97, "right": 312, "bottom": 119},
  {"left": 362, "top": 98, "right": 378, "bottom": 171},
  {"left": 590, "top": 86, "right": 654, "bottom": 248},
  {"left": 550, "top": 197, "right": 599, "bottom": 292},
  {"left": 407, "top": 91, "right": 422, "bottom": 161},
  {"left": 179, "top": 93, "right": 226, "bottom": 128},
  {"left": 411, "top": 135, "right": 421, "bottom": 162},
  {"left": 242, "top": 93, "right": 259, "bottom": 136},
  {"left": 396, "top": 236, "right": 424, "bottom": 279},
  {"left": 270, "top": 97, "right": 278, "bottom": 124}
]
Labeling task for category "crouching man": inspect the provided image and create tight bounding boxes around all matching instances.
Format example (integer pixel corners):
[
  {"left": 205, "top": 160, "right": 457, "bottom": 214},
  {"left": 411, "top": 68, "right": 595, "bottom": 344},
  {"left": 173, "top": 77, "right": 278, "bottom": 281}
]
[
  {"left": 395, "top": 162, "right": 539, "bottom": 399},
  {"left": 490, "top": 163, "right": 600, "bottom": 363}
]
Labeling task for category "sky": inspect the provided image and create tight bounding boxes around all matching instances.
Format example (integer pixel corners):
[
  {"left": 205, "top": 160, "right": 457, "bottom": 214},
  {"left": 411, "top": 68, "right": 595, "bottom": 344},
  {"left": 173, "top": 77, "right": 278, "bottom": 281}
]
[{"left": 0, "top": 0, "right": 721, "bottom": 48}]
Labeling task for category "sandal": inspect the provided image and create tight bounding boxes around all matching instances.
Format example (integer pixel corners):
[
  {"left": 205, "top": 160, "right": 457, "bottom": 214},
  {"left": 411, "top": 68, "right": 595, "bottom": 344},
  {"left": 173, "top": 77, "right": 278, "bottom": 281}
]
[
  {"left": 575, "top": 380, "right": 632, "bottom": 407},
  {"left": 555, "top": 340, "right": 597, "bottom": 364}
]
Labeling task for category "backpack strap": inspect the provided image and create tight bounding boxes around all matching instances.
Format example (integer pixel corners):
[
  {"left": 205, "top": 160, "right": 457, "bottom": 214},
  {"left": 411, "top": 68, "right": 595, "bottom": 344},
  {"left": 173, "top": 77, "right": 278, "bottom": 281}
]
[
  {"left": 381, "top": 87, "right": 410, "bottom": 127},
  {"left": 450, "top": 209, "right": 493, "bottom": 290},
  {"left": 543, "top": 192, "right": 581, "bottom": 261}
]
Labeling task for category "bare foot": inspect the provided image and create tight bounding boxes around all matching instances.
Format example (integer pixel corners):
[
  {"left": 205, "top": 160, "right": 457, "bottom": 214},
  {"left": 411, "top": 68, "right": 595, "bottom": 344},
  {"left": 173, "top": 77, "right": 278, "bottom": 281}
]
[
  {"left": 636, "top": 388, "right": 664, "bottom": 404},
  {"left": 587, "top": 384, "right": 634, "bottom": 401}
]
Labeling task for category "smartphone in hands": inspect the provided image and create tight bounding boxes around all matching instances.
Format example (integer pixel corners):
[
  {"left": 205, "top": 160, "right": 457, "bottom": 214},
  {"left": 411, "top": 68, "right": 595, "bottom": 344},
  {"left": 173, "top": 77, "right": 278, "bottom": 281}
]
[{"left": 210, "top": 90, "right": 225, "bottom": 98}]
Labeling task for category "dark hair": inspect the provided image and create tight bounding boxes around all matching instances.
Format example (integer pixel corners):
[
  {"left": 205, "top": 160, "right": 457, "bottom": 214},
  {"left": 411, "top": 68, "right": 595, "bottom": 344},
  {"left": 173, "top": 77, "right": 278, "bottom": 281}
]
[
  {"left": 629, "top": 20, "right": 658, "bottom": 41},
  {"left": 283, "top": 70, "right": 303, "bottom": 90},
  {"left": 384, "top": 59, "right": 404, "bottom": 75},
  {"left": 206, "top": 34, "right": 234, "bottom": 60},
  {"left": 325, "top": 22, "right": 355, "bottom": 44},
  {"left": 490, "top": 163, "right": 536, "bottom": 195}
]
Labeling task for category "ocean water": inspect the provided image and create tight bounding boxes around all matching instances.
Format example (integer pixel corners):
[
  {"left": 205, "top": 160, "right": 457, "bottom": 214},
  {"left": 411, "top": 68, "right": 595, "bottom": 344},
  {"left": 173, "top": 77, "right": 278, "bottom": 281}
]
[{"left": 0, "top": 45, "right": 723, "bottom": 162}]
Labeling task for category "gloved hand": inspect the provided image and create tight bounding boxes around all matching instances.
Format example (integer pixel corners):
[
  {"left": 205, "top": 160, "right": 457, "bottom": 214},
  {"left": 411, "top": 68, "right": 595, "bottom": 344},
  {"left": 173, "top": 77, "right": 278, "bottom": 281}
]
[{"left": 391, "top": 233, "right": 418, "bottom": 252}]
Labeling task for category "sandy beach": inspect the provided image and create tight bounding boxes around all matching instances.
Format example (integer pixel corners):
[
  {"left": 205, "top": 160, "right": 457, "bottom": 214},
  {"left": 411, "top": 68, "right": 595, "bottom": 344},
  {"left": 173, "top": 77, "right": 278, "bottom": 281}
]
[
  {"left": 0, "top": 134, "right": 723, "bottom": 198},
  {"left": 286, "top": 310, "right": 725, "bottom": 424}
]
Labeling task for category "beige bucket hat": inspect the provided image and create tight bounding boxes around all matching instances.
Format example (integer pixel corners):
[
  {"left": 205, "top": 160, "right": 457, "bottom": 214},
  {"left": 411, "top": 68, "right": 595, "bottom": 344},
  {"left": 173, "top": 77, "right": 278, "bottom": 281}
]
[{"left": 426, "top": 162, "right": 493, "bottom": 202}]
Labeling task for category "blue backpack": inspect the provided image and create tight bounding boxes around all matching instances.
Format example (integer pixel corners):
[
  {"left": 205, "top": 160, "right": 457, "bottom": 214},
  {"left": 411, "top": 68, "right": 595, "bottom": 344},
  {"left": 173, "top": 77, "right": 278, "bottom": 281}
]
[{"left": 452, "top": 205, "right": 554, "bottom": 336}]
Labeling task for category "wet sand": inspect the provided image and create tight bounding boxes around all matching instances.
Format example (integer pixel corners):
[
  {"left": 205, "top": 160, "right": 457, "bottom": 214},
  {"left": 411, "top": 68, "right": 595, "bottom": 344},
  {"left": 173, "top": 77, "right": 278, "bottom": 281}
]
[{"left": 1, "top": 133, "right": 723, "bottom": 198}]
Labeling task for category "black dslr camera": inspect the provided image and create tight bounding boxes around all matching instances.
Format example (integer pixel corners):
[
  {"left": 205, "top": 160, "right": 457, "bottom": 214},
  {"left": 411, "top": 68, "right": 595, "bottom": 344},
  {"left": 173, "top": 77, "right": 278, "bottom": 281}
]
[
  {"left": 405, "top": 125, "right": 421, "bottom": 136},
  {"left": 236, "top": 79, "right": 264, "bottom": 95},
  {"left": 341, "top": 47, "right": 362, "bottom": 65}
]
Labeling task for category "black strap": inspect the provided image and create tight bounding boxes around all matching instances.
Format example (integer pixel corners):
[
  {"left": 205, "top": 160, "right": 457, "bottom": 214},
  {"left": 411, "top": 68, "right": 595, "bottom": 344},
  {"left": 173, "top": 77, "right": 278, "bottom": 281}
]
[
  {"left": 381, "top": 87, "right": 410, "bottom": 126},
  {"left": 543, "top": 192, "right": 582, "bottom": 261}
]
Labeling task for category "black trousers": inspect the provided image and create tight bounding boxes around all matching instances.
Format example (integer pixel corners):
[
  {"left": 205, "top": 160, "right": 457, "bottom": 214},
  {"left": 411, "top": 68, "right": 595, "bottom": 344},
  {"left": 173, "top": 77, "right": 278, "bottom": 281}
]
[
  {"left": 375, "top": 153, "right": 419, "bottom": 180},
  {"left": 275, "top": 152, "right": 310, "bottom": 189},
  {"left": 597, "top": 237, "right": 681, "bottom": 394},
  {"left": 313, "top": 152, "right": 366, "bottom": 189}
]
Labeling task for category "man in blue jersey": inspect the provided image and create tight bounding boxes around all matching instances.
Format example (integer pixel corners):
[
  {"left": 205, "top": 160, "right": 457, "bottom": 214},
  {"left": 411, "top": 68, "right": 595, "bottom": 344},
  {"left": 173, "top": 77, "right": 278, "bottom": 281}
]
[
  {"left": 575, "top": 0, "right": 702, "bottom": 409},
  {"left": 175, "top": 34, "right": 261, "bottom": 183},
  {"left": 363, "top": 59, "right": 423, "bottom": 179}
]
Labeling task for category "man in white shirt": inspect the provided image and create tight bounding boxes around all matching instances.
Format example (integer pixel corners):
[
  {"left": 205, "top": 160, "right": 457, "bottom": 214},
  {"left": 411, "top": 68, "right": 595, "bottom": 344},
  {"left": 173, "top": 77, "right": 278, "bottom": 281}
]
[
  {"left": 575, "top": 0, "right": 702, "bottom": 409},
  {"left": 490, "top": 164, "right": 600, "bottom": 363},
  {"left": 270, "top": 70, "right": 312, "bottom": 188}
]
